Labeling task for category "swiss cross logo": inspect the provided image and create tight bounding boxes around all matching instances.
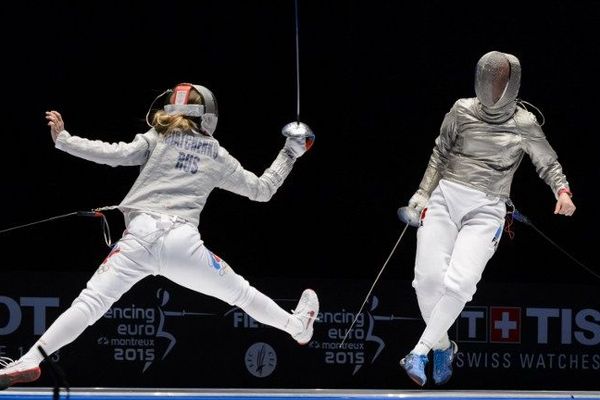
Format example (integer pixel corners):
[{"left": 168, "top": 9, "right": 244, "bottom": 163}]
[{"left": 490, "top": 307, "right": 521, "bottom": 343}]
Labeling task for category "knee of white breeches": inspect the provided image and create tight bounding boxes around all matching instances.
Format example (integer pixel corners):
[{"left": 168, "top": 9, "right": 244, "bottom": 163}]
[
  {"left": 413, "top": 276, "right": 446, "bottom": 322},
  {"left": 443, "top": 275, "right": 477, "bottom": 303},
  {"left": 71, "top": 288, "right": 115, "bottom": 325},
  {"left": 229, "top": 279, "right": 257, "bottom": 309},
  {"left": 412, "top": 270, "right": 445, "bottom": 294}
]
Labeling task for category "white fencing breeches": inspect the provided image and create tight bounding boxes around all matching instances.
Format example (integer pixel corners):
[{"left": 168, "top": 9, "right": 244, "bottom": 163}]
[
  {"left": 23, "top": 212, "right": 301, "bottom": 364},
  {"left": 412, "top": 179, "right": 506, "bottom": 351}
]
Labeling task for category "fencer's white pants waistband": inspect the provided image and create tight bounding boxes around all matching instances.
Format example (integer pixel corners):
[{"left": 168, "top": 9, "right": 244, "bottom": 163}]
[
  {"left": 72, "top": 212, "right": 253, "bottom": 324},
  {"left": 413, "top": 179, "right": 506, "bottom": 304}
]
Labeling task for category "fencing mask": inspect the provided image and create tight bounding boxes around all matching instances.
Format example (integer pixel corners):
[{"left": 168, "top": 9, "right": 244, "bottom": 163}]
[
  {"left": 164, "top": 83, "right": 219, "bottom": 135},
  {"left": 475, "top": 51, "right": 521, "bottom": 123}
]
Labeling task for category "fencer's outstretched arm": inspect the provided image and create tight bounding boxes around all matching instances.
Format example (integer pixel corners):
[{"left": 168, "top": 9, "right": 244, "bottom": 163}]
[
  {"left": 217, "top": 137, "right": 311, "bottom": 202},
  {"left": 408, "top": 104, "right": 459, "bottom": 210},
  {"left": 46, "top": 110, "right": 156, "bottom": 167},
  {"left": 519, "top": 113, "right": 570, "bottom": 197},
  {"left": 518, "top": 113, "right": 576, "bottom": 216}
]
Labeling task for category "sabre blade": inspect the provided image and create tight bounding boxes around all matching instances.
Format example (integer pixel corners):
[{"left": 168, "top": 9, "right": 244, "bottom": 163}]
[
  {"left": 340, "top": 223, "right": 410, "bottom": 347},
  {"left": 293, "top": 0, "right": 301, "bottom": 122}
]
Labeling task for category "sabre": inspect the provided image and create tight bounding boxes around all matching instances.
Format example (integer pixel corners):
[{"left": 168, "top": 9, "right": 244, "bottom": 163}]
[
  {"left": 281, "top": 0, "right": 314, "bottom": 141},
  {"left": 340, "top": 206, "right": 420, "bottom": 347},
  {"left": 512, "top": 209, "right": 599, "bottom": 281}
]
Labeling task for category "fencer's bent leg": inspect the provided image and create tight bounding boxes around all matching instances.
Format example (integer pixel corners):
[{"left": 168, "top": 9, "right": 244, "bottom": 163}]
[
  {"left": 160, "top": 225, "right": 303, "bottom": 336},
  {"left": 415, "top": 204, "right": 505, "bottom": 351},
  {"left": 413, "top": 187, "right": 457, "bottom": 350},
  {"left": 21, "top": 217, "right": 159, "bottom": 365}
]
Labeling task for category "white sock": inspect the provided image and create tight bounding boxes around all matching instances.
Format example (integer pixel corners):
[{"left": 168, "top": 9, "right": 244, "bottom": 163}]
[
  {"left": 414, "top": 292, "right": 465, "bottom": 354},
  {"left": 241, "top": 290, "right": 302, "bottom": 336},
  {"left": 411, "top": 341, "right": 431, "bottom": 356},
  {"left": 22, "top": 306, "right": 90, "bottom": 365},
  {"left": 412, "top": 331, "right": 450, "bottom": 354},
  {"left": 417, "top": 296, "right": 451, "bottom": 351}
]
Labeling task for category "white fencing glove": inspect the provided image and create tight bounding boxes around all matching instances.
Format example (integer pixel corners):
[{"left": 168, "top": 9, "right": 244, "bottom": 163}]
[
  {"left": 397, "top": 189, "right": 429, "bottom": 227},
  {"left": 283, "top": 135, "right": 314, "bottom": 159},
  {"left": 408, "top": 189, "right": 429, "bottom": 214}
]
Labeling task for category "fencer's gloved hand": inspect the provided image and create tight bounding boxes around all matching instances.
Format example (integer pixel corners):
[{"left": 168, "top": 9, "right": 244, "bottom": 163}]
[
  {"left": 283, "top": 135, "right": 315, "bottom": 159},
  {"left": 408, "top": 189, "right": 429, "bottom": 213},
  {"left": 397, "top": 189, "right": 429, "bottom": 227}
]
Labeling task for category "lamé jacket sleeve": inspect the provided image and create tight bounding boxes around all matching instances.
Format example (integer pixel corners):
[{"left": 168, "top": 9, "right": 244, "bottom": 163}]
[
  {"left": 416, "top": 102, "right": 459, "bottom": 196},
  {"left": 54, "top": 129, "right": 158, "bottom": 167},
  {"left": 517, "top": 113, "right": 570, "bottom": 198},
  {"left": 217, "top": 148, "right": 296, "bottom": 202}
]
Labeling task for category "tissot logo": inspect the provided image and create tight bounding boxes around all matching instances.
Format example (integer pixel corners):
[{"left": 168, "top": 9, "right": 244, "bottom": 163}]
[
  {"left": 490, "top": 307, "right": 521, "bottom": 343},
  {"left": 457, "top": 306, "right": 600, "bottom": 346},
  {"left": 0, "top": 296, "right": 60, "bottom": 335}
]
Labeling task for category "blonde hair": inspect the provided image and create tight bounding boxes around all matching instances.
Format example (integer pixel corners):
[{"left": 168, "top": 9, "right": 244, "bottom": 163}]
[
  {"left": 152, "top": 111, "right": 199, "bottom": 135},
  {"left": 152, "top": 88, "right": 204, "bottom": 135}
]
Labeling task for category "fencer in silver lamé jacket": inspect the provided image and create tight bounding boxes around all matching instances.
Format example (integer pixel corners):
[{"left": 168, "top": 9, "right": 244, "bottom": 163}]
[
  {"left": 55, "top": 128, "right": 296, "bottom": 226},
  {"left": 416, "top": 98, "right": 570, "bottom": 200}
]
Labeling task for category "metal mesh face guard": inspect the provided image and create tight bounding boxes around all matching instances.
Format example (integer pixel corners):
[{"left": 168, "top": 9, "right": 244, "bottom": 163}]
[
  {"left": 190, "top": 84, "right": 218, "bottom": 116},
  {"left": 475, "top": 51, "right": 521, "bottom": 110}
]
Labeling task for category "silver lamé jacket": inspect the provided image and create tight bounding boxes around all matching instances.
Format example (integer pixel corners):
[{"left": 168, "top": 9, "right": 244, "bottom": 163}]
[
  {"left": 416, "top": 98, "right": 570, "bottom": 200},
  {"left": 55, "top": 128, "right": 296, "bottom": 226}
]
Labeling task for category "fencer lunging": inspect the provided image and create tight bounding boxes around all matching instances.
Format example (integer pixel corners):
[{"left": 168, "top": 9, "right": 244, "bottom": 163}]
[
  {"left": 0, "top": 83, "right": 319, "bottom": 389},
  {"left": 399, "top": 51, "right": 576, "bottom": 387}
]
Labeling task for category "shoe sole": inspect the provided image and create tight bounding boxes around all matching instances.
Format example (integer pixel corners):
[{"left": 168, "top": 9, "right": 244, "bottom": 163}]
[
  {"left": 400, "top": 358, "right": 426, "bottom": 387},
  {"left": 434, "top": 376, "right": 451, "bottom": 386},
  {"left": 296, "top": 288, "right": 319, "bottom": 346},
  {"left": 408, "top": 375, "right": 426, "bottom": 387},
  {"left": 0, "top": 367, "right": 41, "bottom": 390}
]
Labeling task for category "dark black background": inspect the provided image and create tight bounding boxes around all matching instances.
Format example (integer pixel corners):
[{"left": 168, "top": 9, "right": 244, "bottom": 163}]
[{"left": 1, "top": 0, "right": 599, "bottom": 287}]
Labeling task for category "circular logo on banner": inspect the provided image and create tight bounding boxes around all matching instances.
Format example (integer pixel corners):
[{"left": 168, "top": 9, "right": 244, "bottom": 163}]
[{"left": 245, "top": 342, "right": 277, "bottom": 378}]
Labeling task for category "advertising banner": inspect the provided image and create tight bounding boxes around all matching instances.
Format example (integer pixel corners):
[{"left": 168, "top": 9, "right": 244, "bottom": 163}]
[{"left": 1, "top": 272, "right": 598, "bottom": 390}]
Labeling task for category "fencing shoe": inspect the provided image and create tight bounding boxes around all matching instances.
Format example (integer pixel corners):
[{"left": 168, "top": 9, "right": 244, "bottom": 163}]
[
  {"left": 433, "top": 340, "right": 458, "bottom": 385},
  {"left": 0, "top": 358, "right": 41, "bottom": 390},
  {"left": 291, "top": 289, "right": 319, "bottom": 345},
  {"left": 400, "top": 353, "right": 429, "bottom": 386}
]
